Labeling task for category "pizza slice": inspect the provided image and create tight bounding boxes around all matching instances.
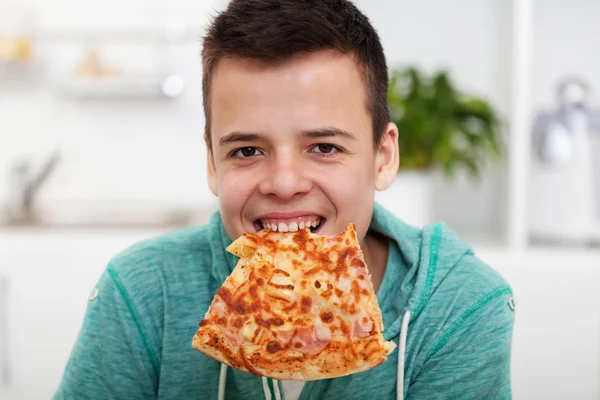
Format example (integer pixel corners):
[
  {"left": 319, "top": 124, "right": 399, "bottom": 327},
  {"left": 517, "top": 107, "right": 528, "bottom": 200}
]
[{"left": 191, "top": 223, "right": 396, "bottom": 381}]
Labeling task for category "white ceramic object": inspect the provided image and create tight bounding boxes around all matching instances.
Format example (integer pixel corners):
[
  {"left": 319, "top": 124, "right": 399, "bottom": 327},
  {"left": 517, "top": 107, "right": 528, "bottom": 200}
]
[{"left": 528, "top": 116, "right": 600, "bottom": 243}]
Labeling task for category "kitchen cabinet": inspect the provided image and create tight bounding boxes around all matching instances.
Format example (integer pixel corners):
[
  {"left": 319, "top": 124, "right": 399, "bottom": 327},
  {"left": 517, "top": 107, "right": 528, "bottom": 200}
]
[
  {"left": 482, "top": 251, "right": 600, "bottom": 400},
  {"left": 0, "top": 229, "right": 165, "bottom": 400}
]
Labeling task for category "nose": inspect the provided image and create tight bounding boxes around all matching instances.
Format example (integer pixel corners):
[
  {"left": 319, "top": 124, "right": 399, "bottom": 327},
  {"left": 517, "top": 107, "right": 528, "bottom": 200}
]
[{"left": 258, "top": 152, "right": 312, "bottom": 199}]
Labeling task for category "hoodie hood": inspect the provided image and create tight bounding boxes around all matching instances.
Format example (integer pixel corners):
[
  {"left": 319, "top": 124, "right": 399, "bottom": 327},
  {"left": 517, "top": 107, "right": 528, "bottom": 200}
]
[{"left": 368, "top": 203, "right": 474, "bottom": 340}]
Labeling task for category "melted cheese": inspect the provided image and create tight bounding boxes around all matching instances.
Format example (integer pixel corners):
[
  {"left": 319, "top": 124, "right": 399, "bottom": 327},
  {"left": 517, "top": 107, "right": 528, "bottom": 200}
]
[{"left": 193, "top": 223, "right": 396, "bottom": 381}]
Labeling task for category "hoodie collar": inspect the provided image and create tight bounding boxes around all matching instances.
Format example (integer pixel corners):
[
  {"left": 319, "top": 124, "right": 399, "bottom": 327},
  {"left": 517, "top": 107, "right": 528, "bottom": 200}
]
[{"left": 206, "top": 203, "right": 472, "bottom": 340}]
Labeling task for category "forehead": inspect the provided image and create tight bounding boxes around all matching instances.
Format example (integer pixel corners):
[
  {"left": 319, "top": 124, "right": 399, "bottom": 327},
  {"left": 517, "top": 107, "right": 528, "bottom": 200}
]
[{"left": 209, "top": 50, "right": 371, "bottom": 142}]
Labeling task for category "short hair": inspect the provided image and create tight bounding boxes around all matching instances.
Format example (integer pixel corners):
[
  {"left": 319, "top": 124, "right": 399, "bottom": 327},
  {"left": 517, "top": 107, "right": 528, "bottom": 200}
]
[{"left": 202, "top": 0, "right": 390, "bottom": 147}]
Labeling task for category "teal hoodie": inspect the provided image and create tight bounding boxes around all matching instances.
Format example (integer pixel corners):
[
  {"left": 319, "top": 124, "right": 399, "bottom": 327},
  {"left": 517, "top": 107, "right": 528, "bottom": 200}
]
[{"left": 54, "top": 203, "right": 515, "bottom": 400}]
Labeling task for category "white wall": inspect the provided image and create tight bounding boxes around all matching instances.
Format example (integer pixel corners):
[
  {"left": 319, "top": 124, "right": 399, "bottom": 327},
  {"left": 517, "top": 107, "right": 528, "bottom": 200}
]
[
  {"left": 1, "top": 0, "right": 598, "bottom": 231},
  {"left": 0, "top": 0, "right": 510, "bottom": 229},
  {"left": 0, "top": 0, "right": 230, "bottom": 213},
  {"left": 533, "top": 0, "right": 600, "bottom": 111}
]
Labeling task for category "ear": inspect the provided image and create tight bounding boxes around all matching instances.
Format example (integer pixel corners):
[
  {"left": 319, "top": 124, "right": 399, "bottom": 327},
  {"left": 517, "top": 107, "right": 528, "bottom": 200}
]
[
  {"left": 205, "top": 135, "right": 218, "bottom": 196},
  {"left": 374, "top": 122, "right": 400, "bottom": 191}
]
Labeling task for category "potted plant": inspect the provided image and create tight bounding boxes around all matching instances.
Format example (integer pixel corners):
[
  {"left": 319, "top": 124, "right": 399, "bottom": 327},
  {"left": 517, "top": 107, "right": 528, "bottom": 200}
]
[{"left": 376, "top": 66, "right": 504, "bottom": 227}]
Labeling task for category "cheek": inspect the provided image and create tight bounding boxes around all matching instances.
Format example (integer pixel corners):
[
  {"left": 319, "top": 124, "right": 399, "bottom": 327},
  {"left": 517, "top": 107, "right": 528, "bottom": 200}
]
[
  {"left": 217, "top": 171, "right": 257, "bottom": 217},
  {"left": 318, "top": 164, "right": 374, "bottom": 207}
]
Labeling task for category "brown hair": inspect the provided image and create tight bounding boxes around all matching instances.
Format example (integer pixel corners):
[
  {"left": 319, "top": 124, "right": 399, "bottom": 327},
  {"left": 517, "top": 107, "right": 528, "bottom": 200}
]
[{"left": 202, "top": 0, "right": 390, "bottom": 147}]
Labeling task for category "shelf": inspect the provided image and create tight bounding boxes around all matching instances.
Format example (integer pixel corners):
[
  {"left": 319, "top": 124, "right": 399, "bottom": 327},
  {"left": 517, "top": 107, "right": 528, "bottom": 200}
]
[
  {"left": 30, "top": 26, "right": 202, "bottom": 45},
  {"left": 58, "top": 73, "right": 185, "bottom": 100}
]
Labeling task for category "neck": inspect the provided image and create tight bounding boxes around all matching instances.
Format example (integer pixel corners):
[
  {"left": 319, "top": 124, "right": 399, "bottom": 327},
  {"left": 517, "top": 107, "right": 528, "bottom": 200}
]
[{"left": 360, "top": 231, "right": 389, "bottom": 294}]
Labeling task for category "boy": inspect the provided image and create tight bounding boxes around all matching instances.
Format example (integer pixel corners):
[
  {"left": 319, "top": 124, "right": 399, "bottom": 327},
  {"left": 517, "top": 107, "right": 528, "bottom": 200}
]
[{"left": 54, "top": 0, "right": 515, "bottom": 399}]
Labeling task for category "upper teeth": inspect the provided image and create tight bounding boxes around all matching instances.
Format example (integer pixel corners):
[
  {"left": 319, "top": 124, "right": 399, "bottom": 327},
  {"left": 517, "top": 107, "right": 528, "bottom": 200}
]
[{"left": 261, "top": 219, "right": 322, "bottom": 232}]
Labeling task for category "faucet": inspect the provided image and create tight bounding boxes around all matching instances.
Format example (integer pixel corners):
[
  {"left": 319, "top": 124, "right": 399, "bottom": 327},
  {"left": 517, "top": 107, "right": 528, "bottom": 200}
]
[{"left": 3, "top": 150, "right": 61, "bottom": 225}]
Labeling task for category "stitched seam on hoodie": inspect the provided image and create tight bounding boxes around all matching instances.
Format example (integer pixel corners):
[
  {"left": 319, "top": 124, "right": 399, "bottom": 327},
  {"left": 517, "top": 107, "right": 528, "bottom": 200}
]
[
  {"left": 413, "top": 224, "right": 443, "bottom": 318},
  {"left": 107, "top": 264, "right": 160, "bottom": 377},
  {"left": 426, "top": 285, "right": 513, "bottom": 359}
]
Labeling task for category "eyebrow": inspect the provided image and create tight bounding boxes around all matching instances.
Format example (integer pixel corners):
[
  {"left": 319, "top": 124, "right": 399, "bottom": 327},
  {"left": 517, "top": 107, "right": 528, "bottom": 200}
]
[
  {"left": 300, "top": 127, "right": 357, "bottom": 141},
  {"left": 218, "top": 126, "right": 357, "bottom": 146},
  {"left": 219, "top": 132, "right": 260, "bottom": 146}
]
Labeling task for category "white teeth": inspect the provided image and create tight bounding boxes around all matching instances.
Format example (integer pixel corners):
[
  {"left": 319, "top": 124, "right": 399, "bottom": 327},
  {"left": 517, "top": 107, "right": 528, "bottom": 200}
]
[{"left": 259, "top": 218, "right": 323, "bottom": 232}]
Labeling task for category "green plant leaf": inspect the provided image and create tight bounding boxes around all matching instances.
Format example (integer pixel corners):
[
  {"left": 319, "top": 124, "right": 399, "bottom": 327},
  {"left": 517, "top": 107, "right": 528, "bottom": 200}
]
[{"left": 388, "top": 65, "right": 504, "bottom": 178}]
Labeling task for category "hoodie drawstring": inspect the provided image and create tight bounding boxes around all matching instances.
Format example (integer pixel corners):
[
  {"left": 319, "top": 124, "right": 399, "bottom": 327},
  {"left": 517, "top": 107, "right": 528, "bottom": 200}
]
[
  {"left": 261, "top": 377, "right": 271, "bottom": 400},
  {"left": 218, "top": 363, "right": 227, "bottom": 400},
  {"left": 218, "top": 309, "right": 410, "bottom": 400},
  {"left": 397, "top": 310, "right": 411, "bottom": 400},
  {"left": 261, "top": 376, "right": 282, "bottom": 400},
  {"left": 272, "top": 378, "right": 282, "bottom": 399}
]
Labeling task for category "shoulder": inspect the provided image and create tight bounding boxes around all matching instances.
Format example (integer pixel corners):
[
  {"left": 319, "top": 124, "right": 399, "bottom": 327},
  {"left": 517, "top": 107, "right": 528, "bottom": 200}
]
[
  {"left": 448, "top": 251, "right": 513, "bottom": 300},
  {"left": 418, "top": 248, "right": 515, "bottom": 346},
  {"left": 410, "top": 223, "right": 515, "bottom": 344},
  {"left": 403, "top": 242, "right": 515, "bottom": 370},
  {"left": 419, "top": 222, "right": 514, "bottom": 312},
  {"left": 424, "top": 247, "right": 514, "bottom": 318},
  {"left": 106, "top": 224, "right": 216, "bottom": 293}
]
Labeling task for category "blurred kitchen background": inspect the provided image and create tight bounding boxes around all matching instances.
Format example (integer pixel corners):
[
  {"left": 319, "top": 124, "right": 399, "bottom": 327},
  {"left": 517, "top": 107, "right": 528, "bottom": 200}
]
[{"left": 1, "top": 0, "right": 600, "bottom": 399}]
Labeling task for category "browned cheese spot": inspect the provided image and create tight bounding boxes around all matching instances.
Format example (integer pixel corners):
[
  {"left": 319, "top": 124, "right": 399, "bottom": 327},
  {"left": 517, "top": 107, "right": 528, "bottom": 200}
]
[
  {"left": 255, "top": 317, "right": 270, "bottom": 328},
  {"left": 333, "top": 248, "right": 355, "bottom": 276},
  {"left": 352, "top": 258, "right": 365, "bottom": 268},
  {"left": 293, "top": 229, "right": 308, "bottom": 249},
  {"left": 320, "top": 311, "right": 334, "bottom": 323},
  {"left": 340, "top": 319, "right": 349, "bottom": 335},
  {"left": 352, "top": 280, "right": 361, "bottom": 303},
  {"left": 349, "top": 303, "right": 357, "bottom": 314},
  {"left": 300, "top": 296, "right": 312, "bottom": 313},
  {"left": 267, "top": 341, "right": 283, "bottom": 353},
  {"left": 283, "top": 302, "right": 297, "bottom": 312},
  {"left": 270, "top": 283, "right": 295, "bottom": 290}
]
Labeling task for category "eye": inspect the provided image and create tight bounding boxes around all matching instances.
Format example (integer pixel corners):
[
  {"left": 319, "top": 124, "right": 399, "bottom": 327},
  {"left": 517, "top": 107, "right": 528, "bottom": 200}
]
[
  {"left": 232, "top": 147, "right": 261, "bottom": 158},
  {"left": 310, "top": 144, "right": 339, "bottom": 154}
]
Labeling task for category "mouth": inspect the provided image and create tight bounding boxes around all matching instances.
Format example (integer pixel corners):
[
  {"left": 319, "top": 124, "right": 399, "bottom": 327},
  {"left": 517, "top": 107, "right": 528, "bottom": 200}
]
[{"left": 253, "top": 216, "right": 325, "bottom": 234}]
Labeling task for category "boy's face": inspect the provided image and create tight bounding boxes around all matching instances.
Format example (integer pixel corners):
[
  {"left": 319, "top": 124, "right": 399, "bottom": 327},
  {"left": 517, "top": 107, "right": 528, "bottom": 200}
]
[{"left": 206, "top": 50, "right": 398, "bottom": 243}]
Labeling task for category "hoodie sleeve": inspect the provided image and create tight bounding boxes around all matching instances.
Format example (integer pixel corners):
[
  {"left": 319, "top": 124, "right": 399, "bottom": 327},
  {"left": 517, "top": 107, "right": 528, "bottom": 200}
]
[
  {"left": 53, "top": 265, "right": 159, "bottom": 400},
  {"left": 406, "top": 284, "right": 515, "bottom": 400}
]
